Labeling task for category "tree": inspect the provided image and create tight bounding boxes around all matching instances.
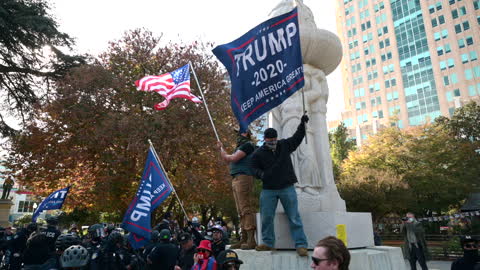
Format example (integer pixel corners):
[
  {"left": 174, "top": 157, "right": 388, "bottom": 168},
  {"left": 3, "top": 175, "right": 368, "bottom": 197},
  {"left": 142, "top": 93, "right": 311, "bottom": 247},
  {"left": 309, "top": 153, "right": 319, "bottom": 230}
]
[
  {"left": 434, "top": 101, "right": 480, "bottom": 142},
  {"left": 339, "top": 124, "right": 480, "bottom": 218},
  {"left": 328, "top": 122, "right": 356, "bottom": 179},
  {"left": 4, "top": 29, "right": 239, "bottom": 224},
  {"left": 0, "top": 0, "right": 85, "bottom": 137}
]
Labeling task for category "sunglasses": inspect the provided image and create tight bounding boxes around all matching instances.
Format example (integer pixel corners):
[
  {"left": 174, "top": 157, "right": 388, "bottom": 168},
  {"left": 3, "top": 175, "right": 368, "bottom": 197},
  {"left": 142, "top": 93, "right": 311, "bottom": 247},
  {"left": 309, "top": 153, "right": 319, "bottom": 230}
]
[
  {"left": 224, "top": 262, "right": 240, "bottom": 270},
  {"left": 197, "top": 249, "right": 209, "bottom": 253},
  {"left": 464, "top": 243, "right": 478, "bottom": 249},
  {"left": 311, "top": 256, "right": 329, "bottom": 265}
]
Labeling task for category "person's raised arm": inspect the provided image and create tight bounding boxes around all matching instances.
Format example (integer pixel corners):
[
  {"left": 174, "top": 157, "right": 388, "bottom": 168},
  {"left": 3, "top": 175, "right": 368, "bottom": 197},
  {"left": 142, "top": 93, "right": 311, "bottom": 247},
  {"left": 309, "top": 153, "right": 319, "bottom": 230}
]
[
  {"left": 282, "top": 115, "right": 309, "bottom": 153},
  {"left": 217, "top": 141, "right": 247, "bottom": 163}
]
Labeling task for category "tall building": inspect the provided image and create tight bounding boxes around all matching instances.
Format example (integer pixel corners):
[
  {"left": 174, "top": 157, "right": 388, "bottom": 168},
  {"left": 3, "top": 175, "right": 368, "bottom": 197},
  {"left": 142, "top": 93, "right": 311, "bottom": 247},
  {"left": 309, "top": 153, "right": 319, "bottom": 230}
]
[{"left": 336, "top": 0, "right": 480, "bottom": 145}]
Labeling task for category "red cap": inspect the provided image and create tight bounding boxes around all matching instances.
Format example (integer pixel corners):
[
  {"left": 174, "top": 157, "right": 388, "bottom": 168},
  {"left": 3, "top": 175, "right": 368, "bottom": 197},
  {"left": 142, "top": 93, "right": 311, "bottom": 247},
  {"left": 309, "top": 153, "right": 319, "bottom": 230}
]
[{"left": 198, "top": 240, "right": 212, "bottom": 252}]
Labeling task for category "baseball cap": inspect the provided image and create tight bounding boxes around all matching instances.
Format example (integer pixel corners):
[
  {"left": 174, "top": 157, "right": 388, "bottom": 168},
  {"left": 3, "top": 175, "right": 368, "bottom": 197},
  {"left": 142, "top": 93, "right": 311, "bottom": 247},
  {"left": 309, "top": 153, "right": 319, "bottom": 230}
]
[
  {"left": 264, "top": 128, "right": 278, "bottom": 139},
  {"left": 217, "top": 249, "right": 243, "bottom": 265},
  {"left": 178, "top": 232, "right": 192, "bottom": 244},
  {"left": 159, "top": 229, "right": 171, "bottom": 240}
]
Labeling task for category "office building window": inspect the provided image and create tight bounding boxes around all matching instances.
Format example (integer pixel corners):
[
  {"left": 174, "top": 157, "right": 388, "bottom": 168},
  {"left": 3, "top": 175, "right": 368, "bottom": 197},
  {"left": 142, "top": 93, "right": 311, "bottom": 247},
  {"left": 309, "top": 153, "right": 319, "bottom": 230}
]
[
  {"left": 466, "top": 36, "right": 474, "bottom": 45},
  {"left": 447, "top": 58, "right": 454, "bottom": 68},
  {"left": 452, "top": 10, "right": 459, "bottom": 19},
  {"left": 438, "top": 15, "right": 445, "bottom": 24},
  {"left": 440, "top": 61, "right": 447, "bottom": 70},
  {"left": 475, "top": 0, "right": 480, "bottom": 10},
  {"left": 429, "top": 5, "right": 435, "bottom": 14},
  {"left": 446, "top": 91, "right": 453, "bottom": 102},
  {"left": 458, "top": 38, "right": 465, "bottom": 48},
  {"left": 462, "top": 53, "right": 469, "bottom": 63},
  {"left": 431, "top": 18, "right": 438, "bottom": 28},
  {"left": 445, "top": 44, "right": 451, "bottom": 53},
  {"left": 471, "top": 51, "right": 478, "bottom": 61},
  {"left": 468, "top": 85, "right": 477, "bottom": 96},
  {"left": 451, "top": 90, "right": 460, "bottom": 99},
  {"left": 465, "top": 69, "right": 473, "bottom": 80},
  {"left": 459, "top": 6, "right": 467, "bottom": 15},
  {"left": 436, "top": 2, "right": 442, "bottom": 11},
  {"left": 453, "top": 89, "right": 461, "bottom": 97},
  {"left": 451, "top": 73, "right": 458, "bottom": 84},
  {"left": 455, "top": 24, "right": 462, "bottom": 33},
  {"left": 463, "top": 21, "right": 470, "bottom": 31},
  {"left": 374, "top": 1, "right": 384, "bottom": 12},
  {"left": 437, "top": 46, "right": 443, "bottom": 56},
  {"left": 443, "top": 76, "right": 450, "bottom": 86},
  {"left": 441, "top": 29, "right": 448, "bottom": 39},
  {"left": 474, "top": 66, "right": 480, "bottom": 78}
]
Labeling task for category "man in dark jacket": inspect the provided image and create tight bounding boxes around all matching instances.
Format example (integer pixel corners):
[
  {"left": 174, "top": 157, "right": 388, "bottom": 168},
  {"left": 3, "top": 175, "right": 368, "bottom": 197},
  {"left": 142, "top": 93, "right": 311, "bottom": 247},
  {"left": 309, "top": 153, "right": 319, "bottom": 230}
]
[
  {"left": 7, "top": 223, "right": 37, "bottom": 270},
  {"left": 209, "top": 225, "right": 226, "bottom": 258},
  {"left": 40, "top": 216, "right": 61, "bottom": 253},
  {"left": 451, "top": 235, "right": 479, "bottom": 270},
  {"left": 177, "top": 232, "right": 196, "bottom": 270},
  {"left": 147, "top": 229, "right": 180, "bottom": 270},
  {"left": 251, "top": 115, "right": 309, "bottom": 257},
  {"left": 401, "top": 212, "right": 429, "bottom": 270},
  {"left": 218, "top": 129, "right": 257, "bottom": 249}
]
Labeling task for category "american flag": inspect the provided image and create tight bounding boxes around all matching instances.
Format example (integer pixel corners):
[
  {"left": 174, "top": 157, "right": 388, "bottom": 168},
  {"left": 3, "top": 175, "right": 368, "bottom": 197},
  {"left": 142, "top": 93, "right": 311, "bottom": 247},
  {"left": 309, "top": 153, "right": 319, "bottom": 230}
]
[{"left": 135, "top": 64, "right": 202, "bottom": 110}]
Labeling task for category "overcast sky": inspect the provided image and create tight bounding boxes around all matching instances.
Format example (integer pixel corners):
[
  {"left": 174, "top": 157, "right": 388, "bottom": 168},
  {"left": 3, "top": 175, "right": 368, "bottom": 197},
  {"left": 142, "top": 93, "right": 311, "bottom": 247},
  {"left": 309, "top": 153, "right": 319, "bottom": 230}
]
[{"left": 48, "top": 0, "right": 344, "bottom": 121}]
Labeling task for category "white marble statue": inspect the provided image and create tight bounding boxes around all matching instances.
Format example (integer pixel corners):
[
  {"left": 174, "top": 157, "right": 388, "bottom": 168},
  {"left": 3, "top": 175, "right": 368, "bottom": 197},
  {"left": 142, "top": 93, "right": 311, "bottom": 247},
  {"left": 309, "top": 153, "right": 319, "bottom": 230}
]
[{"left": 269, "top": 0, "right": 346, "bottom": 212}]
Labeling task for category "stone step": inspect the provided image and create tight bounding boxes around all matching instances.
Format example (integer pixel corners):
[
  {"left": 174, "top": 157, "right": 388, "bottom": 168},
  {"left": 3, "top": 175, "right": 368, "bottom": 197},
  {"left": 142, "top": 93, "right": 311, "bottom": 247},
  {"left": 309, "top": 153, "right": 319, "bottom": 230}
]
[{"left": 233, "top": 246, "right": 406, "bottom": 270}]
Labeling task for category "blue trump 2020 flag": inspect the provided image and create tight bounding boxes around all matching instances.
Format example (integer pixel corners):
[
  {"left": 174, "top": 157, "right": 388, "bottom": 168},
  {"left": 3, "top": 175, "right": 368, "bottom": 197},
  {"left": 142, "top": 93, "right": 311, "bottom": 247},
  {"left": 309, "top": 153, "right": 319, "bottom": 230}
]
[
  {"left": 122, "top": 147, "right": 173, "bottom": 249},
  {"left": 32, "top": 186, "right": 70, "bottom": 222},
  {"left": 213, "top": 7, "right": 304, "bottom": 132}
]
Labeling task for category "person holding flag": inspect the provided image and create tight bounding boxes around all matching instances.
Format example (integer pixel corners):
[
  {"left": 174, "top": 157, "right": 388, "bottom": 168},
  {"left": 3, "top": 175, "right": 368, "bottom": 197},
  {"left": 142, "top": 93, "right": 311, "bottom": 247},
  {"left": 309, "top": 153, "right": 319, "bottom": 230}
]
[
  {"left": 217, "top": 129, "right": 257, "bottom": 250},
  {"left": 251, "top": 115, "right": 310, "bottom": 257},
  {"left": 212, "top": 5, "right": 308, "bottom": 257}
]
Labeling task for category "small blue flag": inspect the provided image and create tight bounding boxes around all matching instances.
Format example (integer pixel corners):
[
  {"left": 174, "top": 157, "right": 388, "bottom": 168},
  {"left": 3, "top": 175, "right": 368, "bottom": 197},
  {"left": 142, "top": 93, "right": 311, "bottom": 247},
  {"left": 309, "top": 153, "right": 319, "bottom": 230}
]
[
  {"left": 122, "top": 147, "right": 173, "bottom": 249},
  {"left": 212, "top": 7, "right": 304, "bottom": 132},
  {"left": 32, "top": 186, "right": 70, "bottom": 222},
  {"left": 127, "top": 232, "right": 150, "bottom": 250}
]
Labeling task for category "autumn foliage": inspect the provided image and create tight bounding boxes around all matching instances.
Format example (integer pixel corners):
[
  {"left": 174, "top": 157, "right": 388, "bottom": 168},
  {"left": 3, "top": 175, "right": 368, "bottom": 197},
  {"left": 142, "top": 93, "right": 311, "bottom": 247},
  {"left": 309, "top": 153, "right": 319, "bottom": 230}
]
[{"left": 4, "top": 29, "right": 240, "bottom": 224}]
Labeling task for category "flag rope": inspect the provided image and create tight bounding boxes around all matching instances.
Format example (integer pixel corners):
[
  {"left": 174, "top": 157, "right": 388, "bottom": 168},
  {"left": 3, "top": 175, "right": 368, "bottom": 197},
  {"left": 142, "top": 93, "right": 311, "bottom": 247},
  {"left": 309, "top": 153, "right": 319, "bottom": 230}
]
[
  {"left": 188, "top": 61, "right": 221, "bottom": 142},
  {"left": 148, "top": 139, "right": 189, "bottom": 221}
]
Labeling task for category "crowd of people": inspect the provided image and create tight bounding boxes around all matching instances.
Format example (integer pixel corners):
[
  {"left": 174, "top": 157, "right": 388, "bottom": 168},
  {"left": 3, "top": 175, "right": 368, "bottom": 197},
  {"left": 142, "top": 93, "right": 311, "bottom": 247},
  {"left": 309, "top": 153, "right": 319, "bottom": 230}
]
[{"left": 0, "top": 213, "right": 243, "bottom": 270}]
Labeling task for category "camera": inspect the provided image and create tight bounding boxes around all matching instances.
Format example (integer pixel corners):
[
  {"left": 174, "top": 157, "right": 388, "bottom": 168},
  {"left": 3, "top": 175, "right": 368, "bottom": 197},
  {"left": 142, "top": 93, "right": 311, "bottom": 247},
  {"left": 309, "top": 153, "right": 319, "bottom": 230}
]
[{"left": 401, "top": 217, "right": 408, "bottom": 221}]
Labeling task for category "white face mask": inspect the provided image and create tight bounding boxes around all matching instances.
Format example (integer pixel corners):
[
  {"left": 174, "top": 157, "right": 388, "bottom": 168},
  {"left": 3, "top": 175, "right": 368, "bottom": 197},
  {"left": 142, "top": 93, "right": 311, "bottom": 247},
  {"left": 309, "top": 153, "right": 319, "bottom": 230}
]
[{"left": 265, "top": 141, "right": 277, "bottom": 150}]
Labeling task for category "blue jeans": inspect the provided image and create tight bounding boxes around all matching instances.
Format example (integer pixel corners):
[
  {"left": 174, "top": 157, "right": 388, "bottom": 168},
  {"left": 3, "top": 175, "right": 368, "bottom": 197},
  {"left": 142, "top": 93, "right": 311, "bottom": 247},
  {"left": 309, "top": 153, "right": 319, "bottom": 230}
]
[{"left": 260, "top": 185, "right": 308, "bottom": 248}]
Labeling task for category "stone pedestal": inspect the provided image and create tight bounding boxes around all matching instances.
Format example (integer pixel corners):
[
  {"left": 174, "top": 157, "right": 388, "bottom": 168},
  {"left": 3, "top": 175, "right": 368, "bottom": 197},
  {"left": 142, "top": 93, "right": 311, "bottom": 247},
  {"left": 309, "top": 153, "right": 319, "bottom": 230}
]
[
  {"left": 256, "top": 211, "right": 374, "bottom": 249},
  {"left": 235, "top": 247, "right": 406, "bottom": 270},
  {"left": 0, "top": 200, "right": 13, "bottom": 227}
]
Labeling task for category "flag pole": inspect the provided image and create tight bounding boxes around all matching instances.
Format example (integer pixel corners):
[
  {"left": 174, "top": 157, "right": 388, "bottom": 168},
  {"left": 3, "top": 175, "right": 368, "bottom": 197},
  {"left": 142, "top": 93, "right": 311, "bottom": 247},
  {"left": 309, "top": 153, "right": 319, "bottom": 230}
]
[
  {"left": 188, "top": 61, "right": 221, "bottom": 142},
  {"left": 148, "top": 139, "right": 189, "bottom": 221},
  {"left": 301, "top": 89, "right": 308, "bottom": 144}
]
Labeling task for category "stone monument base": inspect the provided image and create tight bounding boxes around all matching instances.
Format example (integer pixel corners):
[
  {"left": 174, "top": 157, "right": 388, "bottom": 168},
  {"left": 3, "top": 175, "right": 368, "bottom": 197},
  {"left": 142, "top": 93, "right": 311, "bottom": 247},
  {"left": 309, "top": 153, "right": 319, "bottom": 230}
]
[
  {"left": 256, "top": 211, "right": 374, "bottom": 249},
  {"left": 234, "top": 246, "right": 406, "bottom": 270},
  {"left": 0, "top": 200, "right": 13, "bottom": 227}
]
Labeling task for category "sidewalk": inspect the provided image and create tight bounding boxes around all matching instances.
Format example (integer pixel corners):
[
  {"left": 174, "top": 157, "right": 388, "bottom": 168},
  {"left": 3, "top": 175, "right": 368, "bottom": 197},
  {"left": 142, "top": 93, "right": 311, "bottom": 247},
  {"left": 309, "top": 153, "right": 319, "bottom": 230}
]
[{"left": 406, "top": 260, "right": 452, "bottom": 270}]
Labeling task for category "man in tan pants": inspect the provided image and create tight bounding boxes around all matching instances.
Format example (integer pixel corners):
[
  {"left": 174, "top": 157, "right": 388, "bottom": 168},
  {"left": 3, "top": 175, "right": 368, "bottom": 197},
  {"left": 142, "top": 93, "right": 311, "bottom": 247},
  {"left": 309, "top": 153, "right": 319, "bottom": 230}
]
[{"left": 217, "top": 130, "right": 257, "bottom": 249}]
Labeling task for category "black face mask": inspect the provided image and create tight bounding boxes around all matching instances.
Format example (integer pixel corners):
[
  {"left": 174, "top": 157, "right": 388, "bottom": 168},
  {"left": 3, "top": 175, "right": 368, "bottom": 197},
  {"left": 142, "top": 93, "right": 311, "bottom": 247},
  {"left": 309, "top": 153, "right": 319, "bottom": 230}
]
[{"left": 236, "top": 134, "right": 250, "bottom": 147}]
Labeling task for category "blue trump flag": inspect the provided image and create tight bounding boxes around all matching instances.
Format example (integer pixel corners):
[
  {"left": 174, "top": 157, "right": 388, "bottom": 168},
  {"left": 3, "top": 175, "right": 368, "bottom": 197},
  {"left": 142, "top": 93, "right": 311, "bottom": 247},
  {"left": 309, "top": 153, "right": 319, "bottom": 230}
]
[
  {"left": 122, "top": 147, "right": 173, "bottom": 249},
  {"left": 212, "top": 7, "right": 304, "bottom": 132},
  {"left": 32, "top": 186, "right": 70, "bottom": 222}
]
